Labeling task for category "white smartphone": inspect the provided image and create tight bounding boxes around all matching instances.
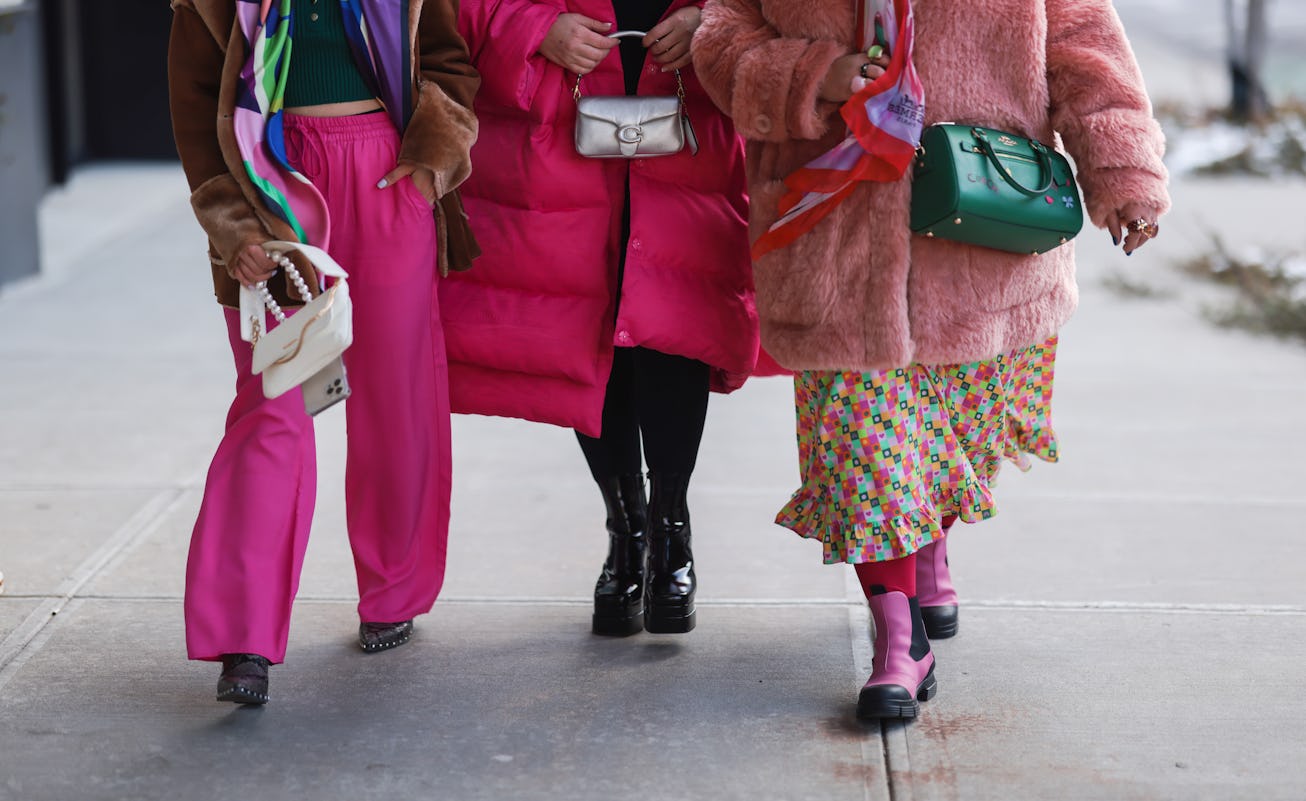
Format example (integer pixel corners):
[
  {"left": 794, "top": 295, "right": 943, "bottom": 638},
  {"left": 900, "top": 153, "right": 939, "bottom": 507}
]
[{"left": 301, "top": 357, "right": 351, "bottom": 416}]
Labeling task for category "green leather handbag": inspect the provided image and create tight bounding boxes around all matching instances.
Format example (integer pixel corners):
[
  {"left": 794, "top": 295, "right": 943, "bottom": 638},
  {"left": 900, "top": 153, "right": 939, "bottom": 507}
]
[{"left": 909, "top": 124, "right": 1083, "bottom": 255}]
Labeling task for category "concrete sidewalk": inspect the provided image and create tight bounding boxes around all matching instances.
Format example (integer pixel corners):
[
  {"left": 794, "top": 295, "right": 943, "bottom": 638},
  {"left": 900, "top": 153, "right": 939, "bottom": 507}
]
[
  {"left": 3, "top": 168, "right": 1304, "bottom": 801},
  {"left": 3, "top": 16, "right": 1306, "bottom": 800}
]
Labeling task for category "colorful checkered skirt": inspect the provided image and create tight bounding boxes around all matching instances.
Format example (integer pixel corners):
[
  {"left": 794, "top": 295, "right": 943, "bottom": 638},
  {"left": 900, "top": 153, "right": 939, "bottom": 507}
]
[{"left": 776, "top": 337, "right": 1060, "bottom": 564}]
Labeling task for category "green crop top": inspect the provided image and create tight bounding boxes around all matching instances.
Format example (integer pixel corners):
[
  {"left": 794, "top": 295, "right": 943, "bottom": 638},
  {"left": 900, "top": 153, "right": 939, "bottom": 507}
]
[{"left": 283, "top": 0, "right": 376, "bottom": 107}]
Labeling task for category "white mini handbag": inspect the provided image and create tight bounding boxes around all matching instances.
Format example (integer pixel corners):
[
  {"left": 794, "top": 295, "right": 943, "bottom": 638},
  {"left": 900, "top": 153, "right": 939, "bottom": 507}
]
[{"left": 239, "top": 240, "right": 353, "bottom": 402}]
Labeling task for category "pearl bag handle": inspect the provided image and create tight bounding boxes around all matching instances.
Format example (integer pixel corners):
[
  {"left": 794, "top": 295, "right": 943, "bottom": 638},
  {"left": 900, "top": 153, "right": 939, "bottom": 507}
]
[
  {"left": 254, "top": 252, "right": 313, "bottom": 324},
  {"left": 238, "top": 241, "right": 350, "bottom": 344}
]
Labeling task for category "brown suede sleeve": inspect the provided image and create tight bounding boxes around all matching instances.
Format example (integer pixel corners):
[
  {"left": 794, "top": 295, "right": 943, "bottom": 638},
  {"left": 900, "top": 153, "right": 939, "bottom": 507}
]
[
  {"left": 168, "top": 4, "right": 274, "bottom": 271},
  {"left": 398, "top": 0, "right": 480, "bottom": 199},
  {"left": 189, "top": 174, "right": 273, "bottom": 268},
  {"left": 438, "top": 190, "right": 480, "bottom": 274},
  {"left": 168, "top": 4, "right": 231, "bottom": 193}
]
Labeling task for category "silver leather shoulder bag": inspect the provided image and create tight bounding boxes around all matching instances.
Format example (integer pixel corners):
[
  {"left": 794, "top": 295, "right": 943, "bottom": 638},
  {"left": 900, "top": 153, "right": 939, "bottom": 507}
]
[{"left": 573, "top": 30, "right": 699, "bottom": 159}]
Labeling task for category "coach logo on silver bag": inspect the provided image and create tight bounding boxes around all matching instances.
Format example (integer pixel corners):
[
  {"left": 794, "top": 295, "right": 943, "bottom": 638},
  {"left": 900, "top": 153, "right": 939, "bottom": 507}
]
[{"left": 572, "top": 30, "right": 697, "bottom": 160}]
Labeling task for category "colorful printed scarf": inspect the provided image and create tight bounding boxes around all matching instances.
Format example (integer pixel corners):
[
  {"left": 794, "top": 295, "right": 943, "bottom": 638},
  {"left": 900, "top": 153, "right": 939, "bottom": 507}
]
[
  {"left": 233, "top": 0, "right": 413, "bottom": 248},
  {"left": 751, "top": 0, "right": 924, "bottom": 259}
]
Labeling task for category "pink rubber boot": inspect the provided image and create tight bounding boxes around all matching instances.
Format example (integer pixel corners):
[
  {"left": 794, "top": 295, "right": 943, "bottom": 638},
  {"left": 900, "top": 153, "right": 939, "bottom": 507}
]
[
  {"left": 916, "top": 534, "right": 959, "bottom": 639},
  {"left": 857, "top": 589, "right": 938, "bottom": 720}
]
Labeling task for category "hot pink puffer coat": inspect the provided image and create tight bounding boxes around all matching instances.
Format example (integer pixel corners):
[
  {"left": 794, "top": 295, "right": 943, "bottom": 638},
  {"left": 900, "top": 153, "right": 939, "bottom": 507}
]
[{"left": 442, "top": 0, "right": 759, "bottom": 437}]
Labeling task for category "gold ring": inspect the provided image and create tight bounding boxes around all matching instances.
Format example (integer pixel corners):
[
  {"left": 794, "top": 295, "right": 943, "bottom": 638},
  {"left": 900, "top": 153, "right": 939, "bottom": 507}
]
[{"left": 1128, "top": 218, "right": 1156, "bottom": 238}]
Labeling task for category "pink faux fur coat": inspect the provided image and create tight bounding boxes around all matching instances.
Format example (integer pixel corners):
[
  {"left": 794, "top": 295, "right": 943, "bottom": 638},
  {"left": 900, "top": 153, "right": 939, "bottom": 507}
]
[{"left": 692, "top": 0, "right": 1171, "bottom": 370}]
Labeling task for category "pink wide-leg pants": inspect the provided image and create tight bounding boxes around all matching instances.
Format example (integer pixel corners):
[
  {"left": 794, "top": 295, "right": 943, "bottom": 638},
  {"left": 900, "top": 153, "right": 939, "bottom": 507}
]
[{"left": 185, "top": 112, "right": 451, "bottom": 663}]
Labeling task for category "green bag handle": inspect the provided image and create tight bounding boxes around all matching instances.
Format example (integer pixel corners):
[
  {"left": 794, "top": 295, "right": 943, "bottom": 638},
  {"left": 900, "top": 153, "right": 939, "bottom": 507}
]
[{"left": 971, "top": 127, "right": 1055, "bottom": 197}]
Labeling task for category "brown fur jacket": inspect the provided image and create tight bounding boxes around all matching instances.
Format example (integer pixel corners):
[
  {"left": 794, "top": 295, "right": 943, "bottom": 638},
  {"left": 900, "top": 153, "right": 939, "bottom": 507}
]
[
  {"left": 168, "top": 0, "right": 480, "bottom": 307},
  {"left": 693, "top": 0, "right": 1171, "bottom": 370}
]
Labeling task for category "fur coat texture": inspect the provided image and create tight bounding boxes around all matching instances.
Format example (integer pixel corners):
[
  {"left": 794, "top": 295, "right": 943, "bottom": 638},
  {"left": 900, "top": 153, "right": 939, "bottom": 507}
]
[
  {"left": 692, "top": 0, "right": 1171, "bottom": 370},
  {"left": 168, "top": 0, "right": 480, "bottom": 308},
  {"left": 442, "top": 0, "right": 759, "bottom": 437}
]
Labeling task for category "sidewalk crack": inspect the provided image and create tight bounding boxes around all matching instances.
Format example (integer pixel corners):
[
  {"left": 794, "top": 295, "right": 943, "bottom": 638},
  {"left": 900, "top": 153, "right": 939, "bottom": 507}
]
[{"left": 0, "top": 486, "right": 188, "bottom": 684}]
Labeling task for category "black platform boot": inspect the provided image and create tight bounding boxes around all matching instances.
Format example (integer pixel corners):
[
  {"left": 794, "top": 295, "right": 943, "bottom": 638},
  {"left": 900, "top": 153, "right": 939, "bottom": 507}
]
[
  {"left": 592, "top": 473, "right": 649, "bottom": 636},
  {"left": 645, "top": 472, "right": 696, "bottom": 633}
]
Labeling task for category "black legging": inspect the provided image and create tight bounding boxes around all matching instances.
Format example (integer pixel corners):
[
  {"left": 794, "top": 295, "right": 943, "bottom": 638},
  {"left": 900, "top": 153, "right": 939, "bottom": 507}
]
[
  {"left": 579, "top": 0, "right": 706, "bottom": 482},
  {"left": 576, "top": 347, "right": 709, "bottom": 481},
  {"left": 612, "top": 0, "right": 674, "bottom": 95}
]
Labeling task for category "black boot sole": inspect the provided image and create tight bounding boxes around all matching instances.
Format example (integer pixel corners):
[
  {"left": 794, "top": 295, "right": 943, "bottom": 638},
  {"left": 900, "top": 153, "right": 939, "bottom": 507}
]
[
  {"left": 216, "top": 684, "right": 269, "bottom": 705},
  {"left": 359, "top": 620, "right": 414, "bottom": 653},
  {"left": 359, "top": 631, "right": 412, "bottom": 653},
  {"left": 921, "top": 605, "right": 959, "bottom": 639},
  {"left": 644, "top": 605, "right": 695, "bottom": 634},
  {"left": 593, "top": 603, "right": 644, "bottom": 636},
  {"left": 856, "top": 667, "right": 937, "bottom": 720}
]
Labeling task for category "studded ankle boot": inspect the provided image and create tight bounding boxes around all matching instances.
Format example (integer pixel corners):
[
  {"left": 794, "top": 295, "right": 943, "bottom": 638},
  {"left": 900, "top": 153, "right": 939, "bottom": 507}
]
[
  {"left": 358, "top": 619, "right": 414, "bottom": 653},
  {"left": 217, "top": 653, "right": 271, "bottom": 705}
]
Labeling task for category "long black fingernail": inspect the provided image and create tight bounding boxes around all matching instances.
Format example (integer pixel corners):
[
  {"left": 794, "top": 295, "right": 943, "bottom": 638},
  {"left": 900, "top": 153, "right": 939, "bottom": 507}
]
[{"left": 1112, "top": 236, "right": 1120, "bottom": 246}]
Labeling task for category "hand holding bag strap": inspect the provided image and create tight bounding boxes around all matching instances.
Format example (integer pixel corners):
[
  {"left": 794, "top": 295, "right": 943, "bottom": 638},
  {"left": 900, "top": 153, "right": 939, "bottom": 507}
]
[
  {"left": 971, "top": 127, "right": 1055, "bottom": 196},
  {"left": 247, "top": 239, "right": 355, "bottom": 396},
  {"left": 239, "top": 241, "right": 350, "bottom": 344},
  {"left": 572, "top": 30, "right": 693, "bottom": 159},
  {"left": 572, "top": 30, "right": 687, "bottom": 104}
]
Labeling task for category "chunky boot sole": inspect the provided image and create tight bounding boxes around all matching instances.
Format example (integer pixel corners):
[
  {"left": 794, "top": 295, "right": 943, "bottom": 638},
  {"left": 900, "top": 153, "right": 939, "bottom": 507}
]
[
  {"left": 359, "top": 620, "right": 414, "bottom": 653},
  {"left": 921, "top": 605, "right": 959, "bottom": 639},
  {"left": 360, "top": 631, "right": 411, "bottom": 653},
  {"left": 593, "top": 602, "right": 644, "bottom": 636},
  {"left": 644, "top": 604, "right": 696, "bottom": 634},
  {"left": 856, "top": 666, "right": 938, "bottom": 720},
  {"left": 216, "top": 683, "right": 269, "bottom": 705}
]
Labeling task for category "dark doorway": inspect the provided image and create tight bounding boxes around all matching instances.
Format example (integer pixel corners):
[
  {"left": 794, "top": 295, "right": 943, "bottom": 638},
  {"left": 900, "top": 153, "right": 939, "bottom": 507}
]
[{"left": 74, "top": 0, "right": 176, "bottom": 161}]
